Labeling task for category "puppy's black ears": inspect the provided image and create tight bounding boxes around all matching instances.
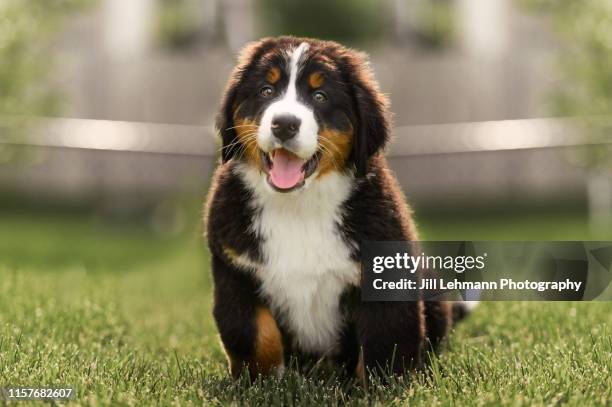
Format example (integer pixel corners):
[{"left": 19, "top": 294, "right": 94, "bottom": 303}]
[
  {"left": 216, "top": 83, "right": 239, "bottom": 163},
  {"left": 216, "top": 39, "right": 276, "bottom": 162},
  {"left": 347, "top": 54, "right": 390, "bottom": 177}
]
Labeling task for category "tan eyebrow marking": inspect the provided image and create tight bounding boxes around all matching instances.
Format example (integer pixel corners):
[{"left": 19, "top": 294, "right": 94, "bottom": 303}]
[
  {"left": 266, "top": 67, "right": 281, "bottom": 84},
  {"left": 308, "top": 71, "right": 324, "bottom": 88}
]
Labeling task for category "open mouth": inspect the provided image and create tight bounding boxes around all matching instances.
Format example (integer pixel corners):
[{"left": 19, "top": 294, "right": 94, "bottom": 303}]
[{"left": 260, "top": 148, "right": 320, "bottom": 192}]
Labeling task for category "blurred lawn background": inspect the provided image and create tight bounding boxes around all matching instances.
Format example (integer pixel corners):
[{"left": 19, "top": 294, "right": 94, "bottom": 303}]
[{"left": 1, "top": 0, "right": 611, "bottom": 404}]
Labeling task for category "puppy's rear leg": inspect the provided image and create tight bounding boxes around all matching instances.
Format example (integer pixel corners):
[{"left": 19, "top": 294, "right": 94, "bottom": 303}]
[
  {"left": 424, "top": 300, "right": 452, "bottom": 349},
  {"left": 355, "top": 301, "right": 425, "bottom": 377}
]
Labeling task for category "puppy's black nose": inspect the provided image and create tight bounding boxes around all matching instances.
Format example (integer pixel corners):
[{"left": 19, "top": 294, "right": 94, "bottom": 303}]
[{"left": 271, "top": 114, "right": 301, "bottom": 142}]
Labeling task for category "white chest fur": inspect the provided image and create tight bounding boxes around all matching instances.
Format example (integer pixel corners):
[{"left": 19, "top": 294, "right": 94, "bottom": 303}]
[{"left": 236, "top": 165, "right": 360, "bottom": 355}]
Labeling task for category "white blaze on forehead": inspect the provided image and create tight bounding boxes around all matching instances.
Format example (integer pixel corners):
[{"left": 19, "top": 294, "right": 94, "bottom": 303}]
[
  {"left": 285, "top": 42, "right": 310, "bottom": 100},
  {"left": 257, "top": 41, "right": 319, "bottom": 162}
]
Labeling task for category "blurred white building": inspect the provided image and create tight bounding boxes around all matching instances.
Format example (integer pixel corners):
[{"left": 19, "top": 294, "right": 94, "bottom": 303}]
[{"left": 4, "top": 0, "right": 608, "bottom": 222}]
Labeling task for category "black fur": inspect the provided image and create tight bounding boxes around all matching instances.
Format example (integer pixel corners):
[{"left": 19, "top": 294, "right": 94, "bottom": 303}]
[
  {"left": 205, "top": 36, "right": 457, "bottom": 382},
  {"left": 346, "top": 74, "right": 389, "bottom": 178}
]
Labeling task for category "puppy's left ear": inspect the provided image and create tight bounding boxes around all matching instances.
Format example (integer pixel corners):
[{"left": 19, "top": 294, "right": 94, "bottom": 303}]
[{"left": 347, "top": 53, "right": 390, "bottom": 177}]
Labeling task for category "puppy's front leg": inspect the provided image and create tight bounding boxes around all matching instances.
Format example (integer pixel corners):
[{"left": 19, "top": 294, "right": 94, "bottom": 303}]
[
  {"left": 355, "top": 301, "right": 424, "bottom": 378},
  {"left": 211, "top": 254, "right": 284, "bottom": 379}
]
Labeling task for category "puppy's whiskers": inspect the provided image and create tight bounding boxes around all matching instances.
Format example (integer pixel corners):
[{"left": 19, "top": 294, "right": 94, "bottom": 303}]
[
  {"left": 220, "top": 131, "right": 259, "bottom": 161},
  {"left": 318, "top": 136, "right": 343, "bottom": 170},
  {"left": 226, "top": 124, "right": 259, "bottom": 131},
  {"left": 318, "top": 143, "right": 340, "bottom": 170},
  {"left": 234, "top": 132, "right": 259, "bottom": 161}
]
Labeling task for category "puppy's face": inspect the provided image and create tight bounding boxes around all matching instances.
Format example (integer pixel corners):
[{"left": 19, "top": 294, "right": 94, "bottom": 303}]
[{"left": 218, "top": 37, "right": 389, "bottom": 193}]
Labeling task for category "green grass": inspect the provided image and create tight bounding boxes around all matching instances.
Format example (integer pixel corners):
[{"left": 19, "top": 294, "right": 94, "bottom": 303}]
[{"left": 0, "top": 208, "right": 610, "bottom": 406}]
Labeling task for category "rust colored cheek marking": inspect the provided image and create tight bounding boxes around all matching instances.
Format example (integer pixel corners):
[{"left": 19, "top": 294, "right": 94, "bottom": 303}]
[
  {"left": 231, "top": 116, "right": 261, "bottom": 167},
  {"left": 308, "top": 71, "right": 324, "bottom": 88},
  {"left": 266, "top": 67, "right": 281, "bottom": 84},
  {"left": 317, "top": 127, "right": 353, "bottom": 177}
]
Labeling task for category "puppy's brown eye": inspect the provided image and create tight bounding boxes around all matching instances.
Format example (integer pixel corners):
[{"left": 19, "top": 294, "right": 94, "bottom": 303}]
[
  {"left": 312, "top": 91, "right": 327, "bottom": 104},
  {"left": 260, "top": 85, "right": 275, "bottom": 98}
]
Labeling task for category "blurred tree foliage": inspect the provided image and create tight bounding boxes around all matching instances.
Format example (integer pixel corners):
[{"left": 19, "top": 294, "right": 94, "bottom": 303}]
[
  {"left": 0, "top": 0, "right": 93, "bottom": 120},
  {"left": 412, "top": 0, "right": 456, "bottom": 50},
  {"left": 157, "top": 0, "right": 202, "bottom": 50},
  {"left": 257, "top": 0, "right": 385, "bottom": 46},
  {"left": 519, "top": 0, "right": 612, "bottom": 171},
  {"left": 0, "top": 0, "right": 93, "bottom": 164}
]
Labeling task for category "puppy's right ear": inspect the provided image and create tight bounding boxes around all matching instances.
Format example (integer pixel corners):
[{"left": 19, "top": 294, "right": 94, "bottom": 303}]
[{"left": 217, "top": 39, "right": 276, "bottom": 162}]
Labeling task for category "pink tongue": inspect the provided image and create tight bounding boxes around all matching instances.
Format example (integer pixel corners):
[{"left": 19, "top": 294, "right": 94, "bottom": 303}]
[{"left": 270, "top": 149, "right": 305, "bottom": 189}]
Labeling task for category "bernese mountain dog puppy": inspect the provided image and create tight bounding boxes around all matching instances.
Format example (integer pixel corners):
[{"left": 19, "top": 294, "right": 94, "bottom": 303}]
[{"left": 205, "top": 36, "right": 466, "bottom": 383}]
